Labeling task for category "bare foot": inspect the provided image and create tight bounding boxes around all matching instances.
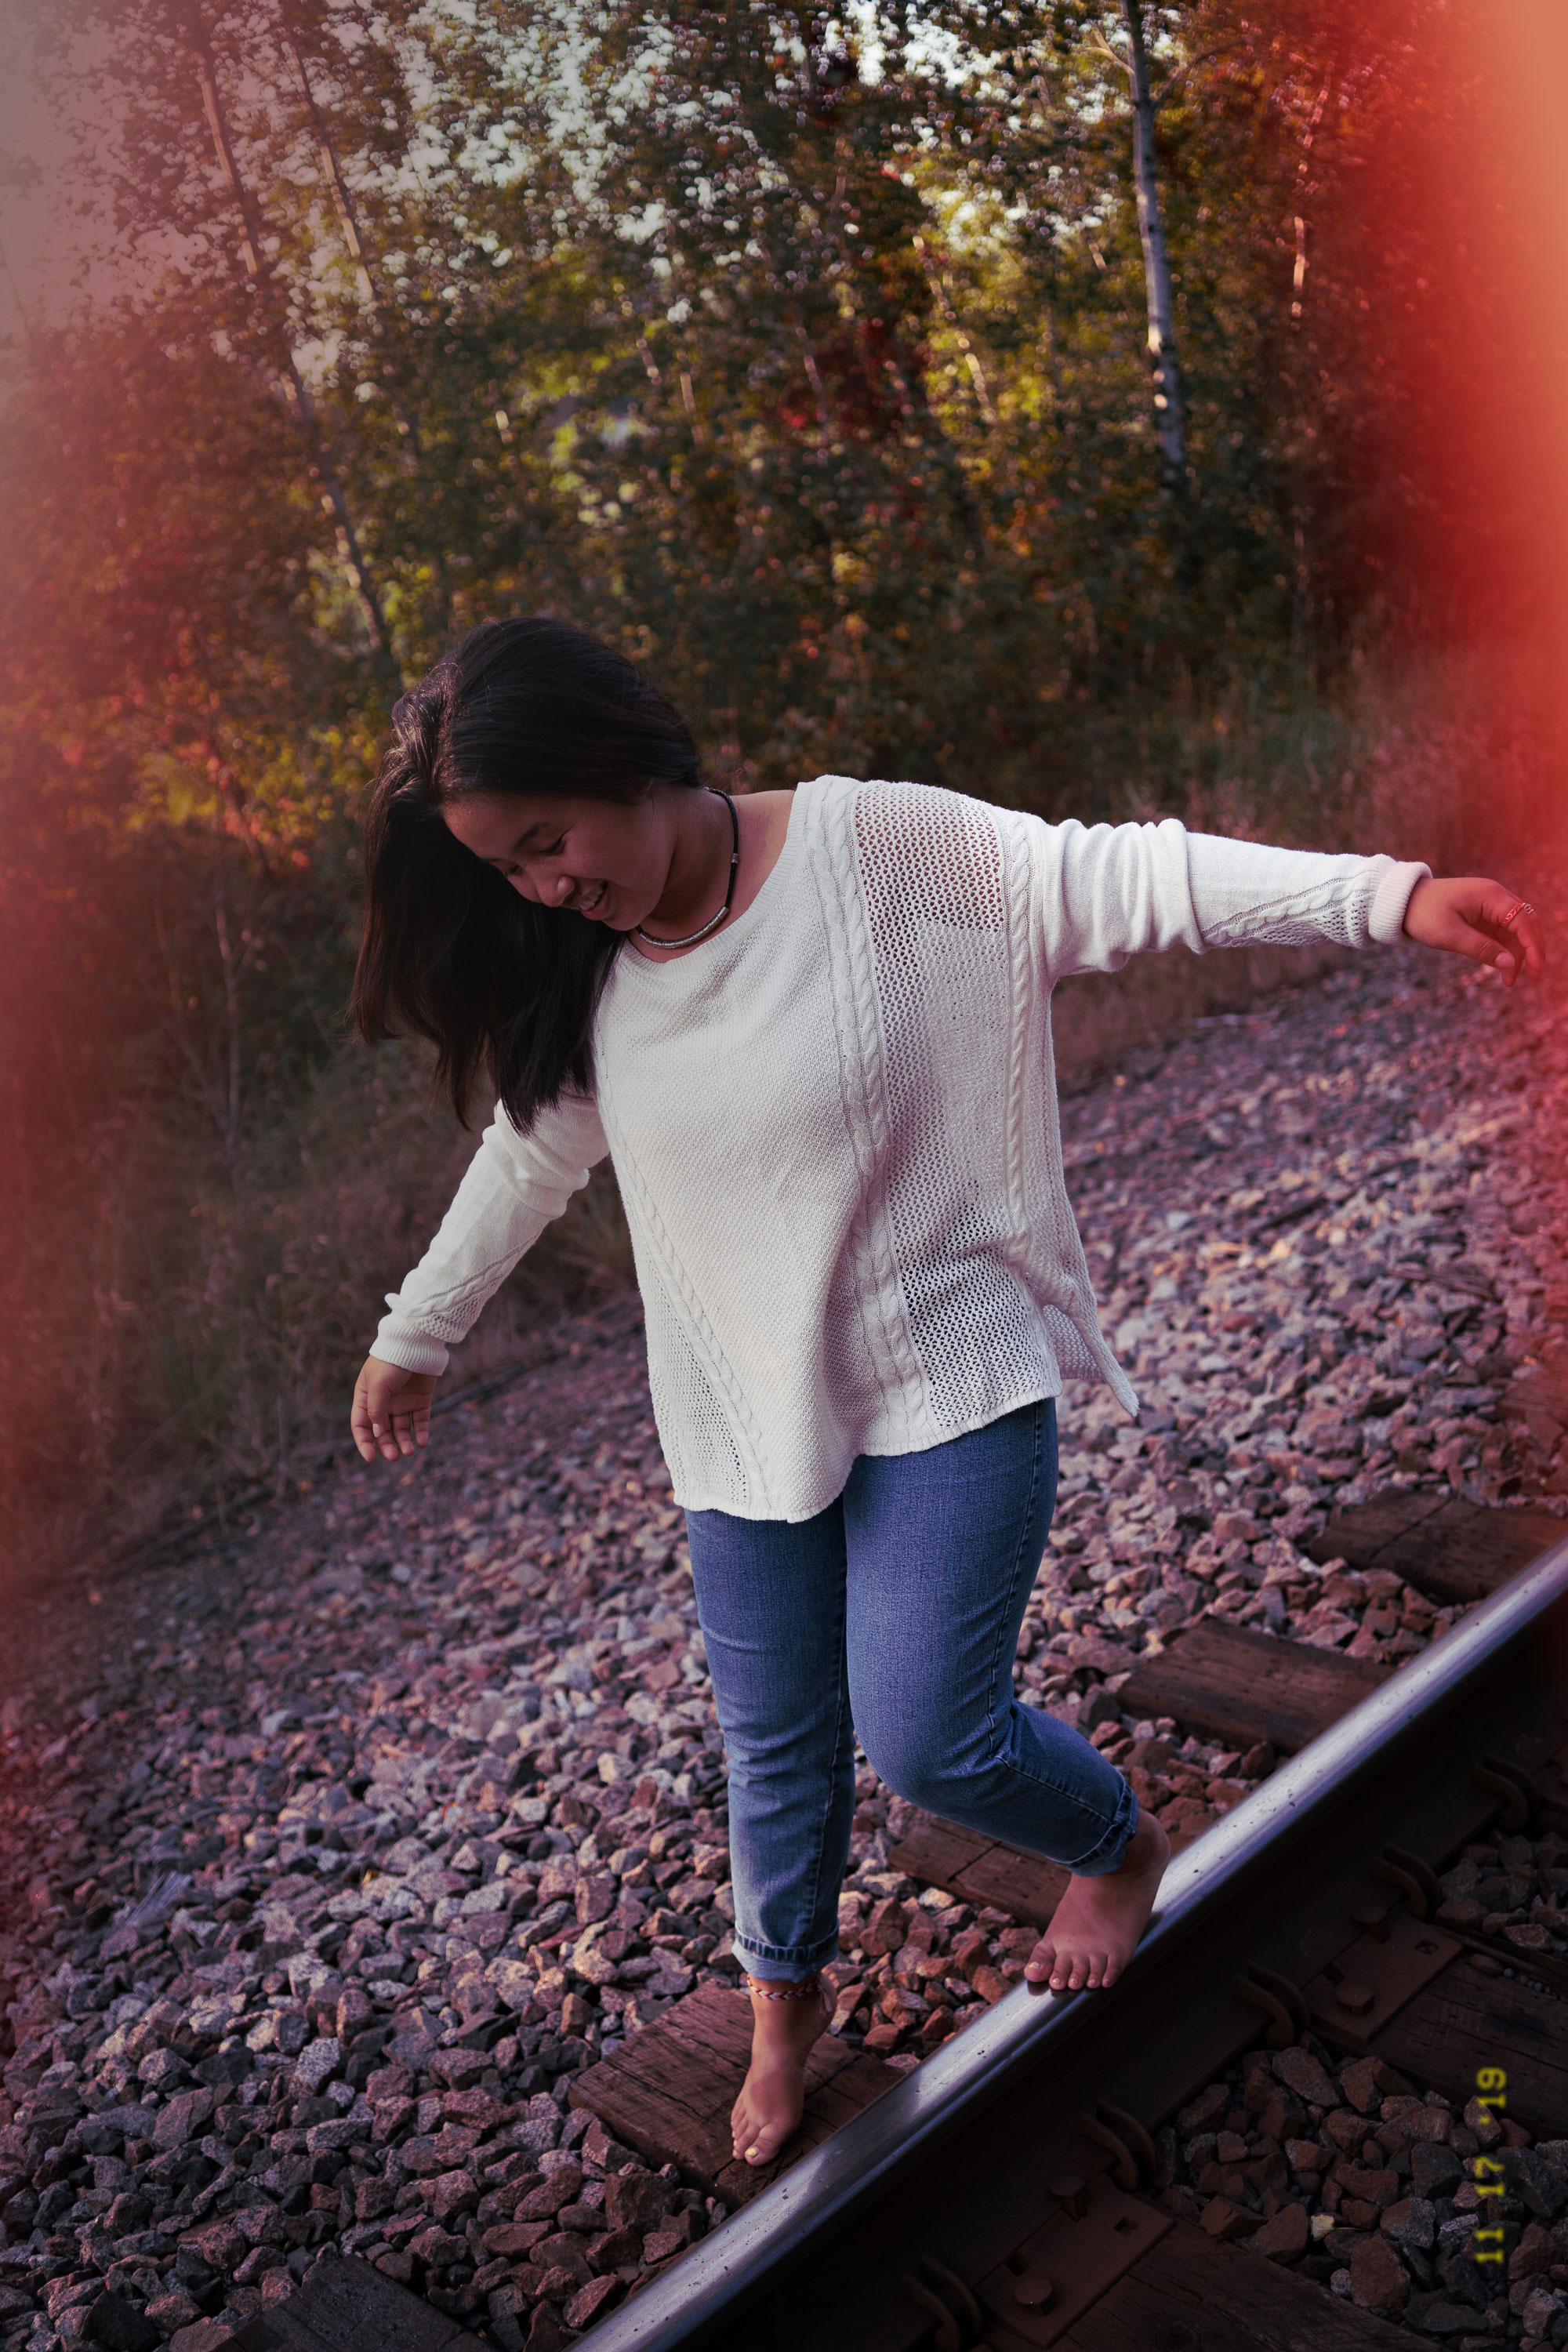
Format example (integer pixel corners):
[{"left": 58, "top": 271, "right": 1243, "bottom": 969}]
[
  {"left": 730, "top": 1977, "right": 831, "bottom": 2166},
  {"left": 1025, "top": 1813, "right": 1171, "bottom": 1993}
]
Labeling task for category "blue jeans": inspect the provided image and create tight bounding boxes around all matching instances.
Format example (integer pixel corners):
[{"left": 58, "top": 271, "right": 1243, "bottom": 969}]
[{"left": 684, "top": 1399, "right": 1138, "bottom": 1981}]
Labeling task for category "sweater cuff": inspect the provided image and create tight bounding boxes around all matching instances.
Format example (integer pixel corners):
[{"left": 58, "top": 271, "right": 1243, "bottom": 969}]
[
  {"left": 370, "top": 1323, "right": 452, "bottom": 1377},
  {"left": 1367, "top": 858, "right": 1432, "bottom": 946}
]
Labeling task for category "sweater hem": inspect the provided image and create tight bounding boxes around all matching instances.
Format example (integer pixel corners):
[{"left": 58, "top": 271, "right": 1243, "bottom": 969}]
[{"left": 669, "top": 1351, "right": 1139, "bottom": 1523}]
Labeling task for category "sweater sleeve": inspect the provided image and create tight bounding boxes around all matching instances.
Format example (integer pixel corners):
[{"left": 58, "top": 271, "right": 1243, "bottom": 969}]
[
  {"left": 371, "top": 1092, "right": 610, "bottom": 1376},
  {"left": 1029, "top": 814, "right": 1431, "bottom": 983}
]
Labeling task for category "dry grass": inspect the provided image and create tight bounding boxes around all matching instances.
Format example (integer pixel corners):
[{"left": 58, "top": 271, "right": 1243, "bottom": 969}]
[{"left": 4, "top": 643, "right": 1561, "bottom": 1584}]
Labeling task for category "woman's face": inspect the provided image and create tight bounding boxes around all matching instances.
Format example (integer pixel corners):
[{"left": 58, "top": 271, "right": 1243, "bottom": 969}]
[{"left": 443, "top": 789, "right": 674, "bottom": 933}]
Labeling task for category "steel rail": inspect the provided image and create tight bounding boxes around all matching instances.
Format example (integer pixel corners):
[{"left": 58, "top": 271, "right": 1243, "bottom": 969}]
[{"left": 586, "top": 1532, "right": 1568, "bottom": 2352}]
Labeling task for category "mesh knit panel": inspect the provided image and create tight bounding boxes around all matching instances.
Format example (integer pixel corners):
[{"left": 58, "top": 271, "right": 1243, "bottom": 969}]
[{"left": 854, "top": 782, "right": 1058, "bottom": 1430}]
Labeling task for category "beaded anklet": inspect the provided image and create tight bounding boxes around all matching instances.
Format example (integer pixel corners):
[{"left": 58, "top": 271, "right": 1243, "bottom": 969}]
[{"left": 745, "top": 1970, "right": 823, "bottom": 2002}]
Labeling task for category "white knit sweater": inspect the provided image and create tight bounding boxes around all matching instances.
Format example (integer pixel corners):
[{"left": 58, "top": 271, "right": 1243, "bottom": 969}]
[{"left": 372, "top": 776, "right": 1428, "bottom": 1519}]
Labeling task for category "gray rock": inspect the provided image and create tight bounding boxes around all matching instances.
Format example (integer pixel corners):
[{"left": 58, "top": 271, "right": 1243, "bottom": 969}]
[
  {"left": 1272, "top": 2047, "right": 1338, "bottom": 2110},
  {"left": 1410, "top": 2143, "right": 1465, "bottom": 2200},
  {"left": 1509, "top": 2146, "right": 1568, "bottom": 2220},
  {"left": 86, "top": 2290, "right": 160, "bottom": 2350},
  {"left": 1379, "top": 2194, "right": 1436, "bottom": 2251},
  {"left": 1406, "top": 2292, "right": 1498, "bottom": 2336}
]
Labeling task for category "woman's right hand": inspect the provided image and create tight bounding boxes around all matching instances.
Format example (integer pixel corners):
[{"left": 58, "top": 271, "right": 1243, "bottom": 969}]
[{"left": 352, "top": 1356, "right": 441, "bottom": 1463}]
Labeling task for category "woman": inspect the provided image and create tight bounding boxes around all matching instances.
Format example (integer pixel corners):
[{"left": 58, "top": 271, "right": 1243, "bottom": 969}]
[{"left": 350, "top": 616, "right": 1541, "bottom": 2169}]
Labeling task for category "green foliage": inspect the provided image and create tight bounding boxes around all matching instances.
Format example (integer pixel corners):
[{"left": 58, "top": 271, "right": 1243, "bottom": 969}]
[{"left": 0, "top": 0, "right": 1557, "bottom": 1566}]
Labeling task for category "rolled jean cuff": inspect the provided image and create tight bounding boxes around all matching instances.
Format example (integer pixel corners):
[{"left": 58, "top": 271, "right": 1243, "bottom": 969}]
[
  {"left": 731, "top": 1929, "right": 840, "bottom": 1980},
  {"left": 1065, "top": 1772, "right": 1139, "bottom": 1878}
]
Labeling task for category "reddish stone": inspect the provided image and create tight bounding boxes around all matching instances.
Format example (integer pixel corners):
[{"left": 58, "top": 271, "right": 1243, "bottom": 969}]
[
  {"left": 970, "top": 1965, "right": 1011, "bottom": 2006},
  {"left": 586, "top": 2225, "right": 642, "bottom": 2271},
  {"left": 524, "top": 2305, "right": 575, "bottom": 2352},
  {"left": 518, "top": 2166, "right": 584, "bottom": 2223},
  {"left": 1199, "top": 2197, "right": 1259, "bottom": 2241},
  {"left": 601, "top": 2169, "right": 669, "bottom": 2234},
  {"left": 1271, "top": 2048, "right": 1338, "bottom": 2109},
  {"left": 1334, "top": 2165, "right": 1399, "bottom": 2211},
  {"left": 1248, "top": 2201, "right": 1309, "bottom": 2261},
  {"left": 407, "top": 2226, "right": 468, "bottom": 2268},
  {"left": 1509, "top": 2221, "right": 1557, "bottom": 2281},
  {"left": 1338, "top": 2055, "right": 1410, "bottom": 2113},
  {"left": 565, "top": 2276, "right": 624, "bottom": 2328},
  {"left": 950, "top": 1929, "right": 992, "bottom": 1982},
  {"left": 858, "top": 1897, "right": 908, "bottom": 1957},
  {"left": 485, "top": 2220, "right": 554, "bottom": 2259},
  {"left": 442, "top": 2088, "right": 510, "bottom": 2129},
  {"left": 426, "top": 2167, "right": 480, "bottom": 2223},
  {"left": 1349, "top": 2232, "right": 1409, "bottom": 2316},
  {"left": 528, "top": 2233, "right": 593, "bottom": 2285}
]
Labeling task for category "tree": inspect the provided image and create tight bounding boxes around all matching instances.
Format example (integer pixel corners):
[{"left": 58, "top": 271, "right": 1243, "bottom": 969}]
[{"left": 1119, "top": 0, "right": 1185, "bottom": 471}]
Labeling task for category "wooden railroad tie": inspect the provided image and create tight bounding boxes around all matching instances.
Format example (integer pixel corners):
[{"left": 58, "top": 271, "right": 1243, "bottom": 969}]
[
  {"left": 1023, "top": 2209, "right": 1422, "bottom": 2351},
  {"left": 1117, "top": 1617, "right": 1391, "bottom": 1755},
  {"left": 1358, "top": 1955, "right": 1568, "bottom": 2140},
  {"left": 1308, "top": 1486, "right": 1563, "bottom": 1604},
  {"left": 567, "top": 1978, "right": 902, "bottom": 2205},
  {"left": 223, "top": 2253, "right": 485, "bottom": 2350}
]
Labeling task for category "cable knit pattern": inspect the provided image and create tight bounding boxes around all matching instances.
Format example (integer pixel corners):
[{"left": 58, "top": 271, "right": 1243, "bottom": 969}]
[{"left": 372, "top": 777, "right": 1429, "bottom": 1519}]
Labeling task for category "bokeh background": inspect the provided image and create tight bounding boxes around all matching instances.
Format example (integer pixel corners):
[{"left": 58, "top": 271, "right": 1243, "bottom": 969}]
[{"left": 2, "top": 1, "right": 1564, "bottom": 1576}]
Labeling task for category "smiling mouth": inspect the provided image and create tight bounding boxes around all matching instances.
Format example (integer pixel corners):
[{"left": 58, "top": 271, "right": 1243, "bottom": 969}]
[{"left": 577, "top": 883, "right": 608, "bottom": 916}]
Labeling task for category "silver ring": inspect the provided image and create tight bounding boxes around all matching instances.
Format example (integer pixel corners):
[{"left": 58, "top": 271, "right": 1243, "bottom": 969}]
[{"left": 1503, "top": 900, "right": 1537, "bottom": 930}]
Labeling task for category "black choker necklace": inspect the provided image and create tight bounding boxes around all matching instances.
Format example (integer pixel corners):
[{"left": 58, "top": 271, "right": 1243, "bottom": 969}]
[{"left": 633, "top": 789, "right": 740, "bottom": 949}]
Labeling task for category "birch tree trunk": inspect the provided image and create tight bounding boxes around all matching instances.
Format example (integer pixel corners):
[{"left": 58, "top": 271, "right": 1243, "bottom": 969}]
[
  {"left": 185, "top": 5, "right": 400, "bottom": 682},
  {"left": 1120, "top": 0, "right": 1185, "bottom": 474},
  {"left": 277, "top": 5, "right": 453, "bottom": 623}
]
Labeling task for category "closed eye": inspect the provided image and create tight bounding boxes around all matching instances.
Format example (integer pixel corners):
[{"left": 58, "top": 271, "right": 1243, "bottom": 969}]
[{"left": 490, "top": 834, "right": 566, "bottom": 873}]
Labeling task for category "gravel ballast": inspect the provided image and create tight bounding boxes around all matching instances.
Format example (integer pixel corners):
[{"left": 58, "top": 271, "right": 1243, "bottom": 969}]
[{"left": 0, "top": 934, "right": 1563, "bottom": 2350}]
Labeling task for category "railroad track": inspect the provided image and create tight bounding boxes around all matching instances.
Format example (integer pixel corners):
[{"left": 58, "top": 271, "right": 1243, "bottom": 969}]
[{"left": 248, "top": 1523, "right": 1568, "bottom": 2352}]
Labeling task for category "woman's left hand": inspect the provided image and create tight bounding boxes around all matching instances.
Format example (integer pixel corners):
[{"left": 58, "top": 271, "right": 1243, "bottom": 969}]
[{"left": 1402, "top": 877, "right": 1545, "bottom": 989}]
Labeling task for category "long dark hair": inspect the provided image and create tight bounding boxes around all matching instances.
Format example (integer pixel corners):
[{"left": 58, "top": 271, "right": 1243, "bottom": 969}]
[{"left": 353, "top": 617, "right": 702, "bottom": 1129}]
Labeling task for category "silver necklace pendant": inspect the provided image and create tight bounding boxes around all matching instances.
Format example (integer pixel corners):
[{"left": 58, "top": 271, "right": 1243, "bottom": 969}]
[{"left": 633, "top": 789, "right": 740, "bottom": 950}]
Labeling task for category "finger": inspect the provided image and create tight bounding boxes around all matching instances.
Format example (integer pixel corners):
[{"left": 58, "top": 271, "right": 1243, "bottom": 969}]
[
  {"left": 1511, "top": 909, "right": 1547, "bottom": 981},
  {"left": 350, "top": 1387, "right": 380, "bottom": 1465},
  {"left": 1474, "top": 887, "right": 1546, "bottom": 984},
  {"left": 390, "top": 1404, "right": 429, "bottom": 1456},
  {"left": 1446, "top": 916, "right": 1524, "bottom": 982}
]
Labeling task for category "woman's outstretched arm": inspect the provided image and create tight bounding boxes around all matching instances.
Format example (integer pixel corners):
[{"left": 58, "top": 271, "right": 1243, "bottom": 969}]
[
  {"left": 350, "top": 1090, "right": 609, "bottom": 1465},
  {"left": 1031, "top": 812, "right": 1543, "bottom": 987}
]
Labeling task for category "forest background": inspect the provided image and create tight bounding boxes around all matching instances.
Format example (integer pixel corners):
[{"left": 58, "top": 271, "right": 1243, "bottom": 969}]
[{"left": 1, "top": 0, "right": 1564, "bottom": 1578}]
